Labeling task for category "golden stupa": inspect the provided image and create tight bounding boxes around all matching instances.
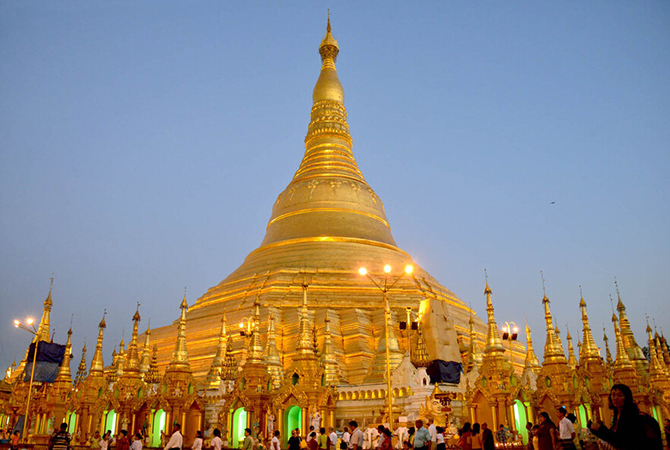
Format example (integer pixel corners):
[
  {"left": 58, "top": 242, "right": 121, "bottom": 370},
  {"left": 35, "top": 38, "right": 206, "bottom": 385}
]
[{"left": 149, "top": 18, "right": 484, "bottom": 387}]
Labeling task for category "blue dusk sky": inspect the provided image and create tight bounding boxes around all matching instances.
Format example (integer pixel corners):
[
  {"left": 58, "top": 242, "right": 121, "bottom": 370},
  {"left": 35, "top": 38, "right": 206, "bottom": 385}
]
[{"left": 1, "top": 2, "right": 669, "bottom": 373}]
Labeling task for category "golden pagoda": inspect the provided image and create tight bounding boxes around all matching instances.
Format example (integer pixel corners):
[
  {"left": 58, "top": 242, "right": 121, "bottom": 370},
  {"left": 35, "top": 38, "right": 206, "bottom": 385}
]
[{"left": 147, "top": 16, "right": 482, "bottom": 432}]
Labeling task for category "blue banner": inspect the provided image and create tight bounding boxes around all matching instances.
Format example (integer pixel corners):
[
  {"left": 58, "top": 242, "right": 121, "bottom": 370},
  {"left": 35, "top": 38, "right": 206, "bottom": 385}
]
[{"left": 23, "top": 341, "right": 66, "bottom": 382}]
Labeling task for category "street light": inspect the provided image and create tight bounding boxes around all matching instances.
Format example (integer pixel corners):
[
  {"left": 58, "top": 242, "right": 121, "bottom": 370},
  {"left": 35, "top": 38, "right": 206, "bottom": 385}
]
[
  {"left": 358, "top": 263, "right": 413, "bottom": 431},
  {"left": 13, "top": 317, "right": 38, "bottom": 442},
  {"left": 501, "top": 321, "right": 519, "bottom": 357}
]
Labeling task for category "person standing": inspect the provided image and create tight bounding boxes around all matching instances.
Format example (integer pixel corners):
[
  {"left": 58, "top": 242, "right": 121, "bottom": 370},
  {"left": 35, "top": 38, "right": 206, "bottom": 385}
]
[
  {"left": 130, "top": 433, "right": 143, "bottom": 450},
  {"left": 191, "top": 431, "right": 202, "bottom": 450},
  {"left": 664, "top": 419, "right": 670, "bottom": 450},
  {"left": 588, "top": 383, "right": 663, "bottom": 450},
  {"left": 556, "top": 407, "right": 576, "bottom": 450},
  {"left": 379, "top": 430, "right": 392, "bottom": 450},
  {"left": 413, "top": 420, "right": 431, "bottom": 450},
  {"left": 341, "top": 427, "right": 350, "bottom": 450},
  {"left": 90, "top": 431, "right": 101, "bottom": 449},
  {"left": 49, "top": 423, "right": 72, "bottom": 450},
  {"left": 434, "top": 428, "right": 444, "bottom": 450},
  {"left": 319, "top": 428, "right": 329, "bottom": 450},
  {"left": 272, "top": 431, "right": 281, "bottom": 450},
  {"left": 427, "top": 420, "right": 436, "bottom": 450},
  {"left": 329, "top": 427, "right": 338, "bottom": 450},
  {"left": 211, "top": 429, "right": 223, "bottom": 450},
  {"left": 116, "top": 430, "right": 130, "bottom": 450},
  {"left": 348, "top": 421, "right": 364, "bottom": 450},
  {"left": 309, "top": 433, "right": 319, "bottom": 450},
  {"left": 524, "top": 423, "right": 533, "bottom": 450},
  {"left": 470, "top": 424, "right": 482, "bottom": 450},
  {"left": 243, "top": 429, "right": 254, "bottom": 450},
  {"left": 480, "top": 424, "right": 494, "bottom": 450},
  {"left": 456, "top": 423, "right": 472, "bottom": 450},
  {"left": 163, "top": 424, "right": 183, "bottom": 450},
  {"left": 536, "top": 413, "right": 556, "bottom": 450}
]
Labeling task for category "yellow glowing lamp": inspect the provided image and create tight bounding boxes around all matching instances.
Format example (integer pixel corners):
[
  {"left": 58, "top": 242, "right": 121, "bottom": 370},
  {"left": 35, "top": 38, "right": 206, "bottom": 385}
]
[
  {"left": 13, "top": 320, "right": 19, "bottom": 327},
  {"left": 513, "top": 327, "right": 519, "bottom": 334},
  {"left": 383, "top": 265, "right": 392, "bottom": 273},
  {"left": 26, "top": 318, "right": 34, "bottom": 325},
  {"left": 358, "top": 267, "right": 367, "bottom": 276},
  {"left": 405, "top": 265, "right": 414, "bottom": 274}
]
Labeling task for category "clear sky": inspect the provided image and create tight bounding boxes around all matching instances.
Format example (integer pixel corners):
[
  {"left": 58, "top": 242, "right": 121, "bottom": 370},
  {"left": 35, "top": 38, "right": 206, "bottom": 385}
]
[{"left": 1, "top": 1, "right": 669, "bottom": 373}]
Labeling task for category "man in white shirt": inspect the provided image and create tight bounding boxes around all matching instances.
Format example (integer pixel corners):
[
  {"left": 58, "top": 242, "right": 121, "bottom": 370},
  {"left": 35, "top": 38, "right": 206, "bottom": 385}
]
[
  {"left": 342, "top": 427, "right": 351, "bottom": 450},
  {"left": 556, "top": 407, "right": 576, "bottom": 450},
  {"left": 329, "top": 427, "right": 338, "bottom": 450},
  {"left": 348, "top": 421, "right": 364, "bottom": 450},
  {"left": 271, "top": 431, "right": 281, "bottom": 450},
  {"left": 163, "top": 424, "right": 182, "bottom": 450},
  {"left": 427, "top": 419, "right": 437, "bottom": 448}
]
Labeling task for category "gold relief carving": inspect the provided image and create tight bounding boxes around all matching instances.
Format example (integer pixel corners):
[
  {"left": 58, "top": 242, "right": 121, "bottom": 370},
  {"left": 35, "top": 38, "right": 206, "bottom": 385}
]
[
  {"left": 287, "top": 187, "right": 296, "bottom": 201},
  {"left": 329, "top": 180, "right": 342, "bottom": 191},
  {"left": 368, "top": 188, "right": 377, "bottom": 205},
  {"left": 307, "top": 180, "right": 321, "bottom": 199},
  {"left": 350, "top": 182, "right": 361, "bottom": 198}
]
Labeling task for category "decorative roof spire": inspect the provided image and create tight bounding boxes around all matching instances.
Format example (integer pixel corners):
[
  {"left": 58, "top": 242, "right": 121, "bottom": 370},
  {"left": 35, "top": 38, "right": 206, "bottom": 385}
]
[
  {"left": 655, "top": 333, "right": 670, "bottom": 372},
  {"left": 578, "top": 289, "right": 601, "bottom": 364},
  {"left": 320, "top": 311, "right": 339, "bottom": 384},
  {"left": 566, "top": 326, "right": 578, "bottom": 368},
  {"left": 35, "top": 277, "right": 54, "bottom": 343},
  {"left": 612, "top": 313, "right": 634, "bottom": 370},
  {"left": 124, "top": 303, "right": 141, "bottom": 375},
  {"left": 614, "top": 280, "right": 648, "bottom": 372},
  {"left": 55, "top": 326, "right": 73, "bottom": 383},
  {"left": 115, "top": 335, "right": 126, "bottom": 378},
  {"left": 265, "top": 313, "right": 284, "bottom": 389},
  {"left": 167, "top": 291, "right": 191, "bottom": 371},
  {"left": 466, "top": 312, "right": 482, "bottom": 372},
  {"left": 661, "top": 333, "right": 670, "bottom": 367},
  {"left": 206, "top": 314, "right": 228, "bottom": 389},
  {"left": 246, "top": 295, "right": 264, "bottom": 364},
  {"left": 541, "top": 273, "right": 567, "bottom": 364},
  {"left": 139, "top": 323, "right": 151, "bottom": 375},
  {"left": 603, "top": 326, "right": 613, "bottom": 366},
  {"left": 89, "top": 311, "right": 106, "bottom": 376},
  {"left": 221, "top": 329, "right": 238, "bottom": 381},
  {"left": 646, "top": 321, "right": 666, "bottom": 384},
  {"left": 523, "top": 321, "right": 541, "bottom": 372},
  {"left": 145, "top": 344, "right": 161, "bottom": 384},
  {"left": 296, "top": 283, "right": 317, "bottom": 356},
  {"left": 74, "top": 341, "right": 87, "bottom": 387},
  {"left": 483, "top": 271, "right": 505, "bottom": 356}
]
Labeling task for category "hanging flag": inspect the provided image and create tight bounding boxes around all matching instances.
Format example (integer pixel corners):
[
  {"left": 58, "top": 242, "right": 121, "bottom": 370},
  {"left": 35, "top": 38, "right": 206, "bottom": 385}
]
[{"left": 23, "top": 341, "right": 66, "bottom": 383}]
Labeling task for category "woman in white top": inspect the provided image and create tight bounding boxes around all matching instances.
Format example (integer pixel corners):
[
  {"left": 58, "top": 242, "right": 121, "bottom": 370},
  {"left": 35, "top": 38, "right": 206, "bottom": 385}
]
[
  {"left": 130, "top": 433, "right": 144, "bottom": 450},
  {"left": 192, "top": 431, "right": 203, "bottom": 450},
  {"left": 211, "top": 428, "right": 223, "bottom": 450},
  {"left": 100, "top": 433, "right": 109, "bottom": 450},
  {"left": 271, "top": 431, "right": 281, "bottom": 450}
]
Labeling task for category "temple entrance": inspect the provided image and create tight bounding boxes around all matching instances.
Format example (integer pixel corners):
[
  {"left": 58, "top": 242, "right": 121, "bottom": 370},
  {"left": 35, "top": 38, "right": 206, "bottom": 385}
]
[
  {"left": 470, "top": 391, "right": 492, "bottom": 426},
  {"left": 103, "top": 410, "right": 117, "bottom": 434},
  {"left": 512, "top": 400, "right": 528, "bottom": 444},
  {"left": 578, "top": 405, "right": 589, "bottom": 427},
  {"left": 66, "top": 411, "right": 77, "bottom": 434},
  {"left": 285, "top": 406, "right": 302, "bottom": 438},
  {"left": 151, "top": 409, "right": 166, "bottom": 447},
  {"left": 231, "top": 407, "right": 247, "bottom": 448}
]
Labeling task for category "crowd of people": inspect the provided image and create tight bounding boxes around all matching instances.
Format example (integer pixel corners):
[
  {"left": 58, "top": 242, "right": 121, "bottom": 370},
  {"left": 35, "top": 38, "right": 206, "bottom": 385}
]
[{"left": 3, "top": 382, "right": 666, "bottom": 450}]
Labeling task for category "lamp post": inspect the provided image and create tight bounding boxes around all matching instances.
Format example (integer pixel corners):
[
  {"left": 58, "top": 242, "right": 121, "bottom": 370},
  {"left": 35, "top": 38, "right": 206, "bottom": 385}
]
[
  {"left": 358, "top": 264, "right": 413, "bottom": 431},
  {"left": 13, "top": 317, "right": 38, "bottom": 441},
  {"left": 501, "top": 321, "right": 519, "bottom": 358}
]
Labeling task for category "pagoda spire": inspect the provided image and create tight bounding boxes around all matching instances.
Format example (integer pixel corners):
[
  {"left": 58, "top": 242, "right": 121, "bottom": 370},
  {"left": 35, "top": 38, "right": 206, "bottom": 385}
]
[
  {"left": 466, "top": 312, "right": 482, "bottom": 372},
  {"left": 646, "top": 322, "right": 667, "bottom": 386},
  {"left": 89, "top": 312, "right": 107, "bottom": 376},
  {"left": 654, "top": 332, "right": 669, "bottom": 375},
  {"left": 320, "top": 311, "right": 339, "bottom": 385},
  {"left": 260, "top": 16, "right": 397, "bottom": 249},
  {"left": 246, "top": 295, "right": 264, "bottom": 364},
  {"left": 124, "top": 304, "right": 141, "bottom": 375},
  {"left": 264, "top": 313, "right": 284, "bottom": 389},
  {"left": 603, "top": 327, "right": 613, "bottom": 366},
  {"left": 35, "top": 277, "right": 54, "bottom": 343},
  {"left": 661, "top": 333, "right": 670, "bottom": 367},
  {"left": 296, "top": 284, "right": 316, "bottom": 357},
  {"left": 541, "top": 275, "right": 567, "bottom": 364},
  {"left": 207, "top": 314, "right": 229, "bottom": 389},
  {"left": 139, "top": 324, "right": 151, "bottom": 376},
  {"left": 483, "top": 274, "right": 505, "bottom": 356},
  {"left": 167, "top": 292, "right": 191, "bottom": 371},
  {"left": 115, "top": 335, "right": 126, "bottom": 378},
  {"left": 55, "top": 326, "right": 73, "bottom": 383},
  {"left": 578, "top": 289, "right": 600, "bottom": 363},
  {"left": 145, "top": 344, "right": 161, "bottom": 384},
  {"left": 221, "top": 330, "right": 238, "bottom": 382},
  {"left": 612, "top": 313, "right": 638, "bottom": 385},
  {"left": 523, "top": 321, "right": 541, "bottom": 373},
  {"left": 74, "top": 342, "right": 87, "bottom": 387},
  {"left": 566, "top": 327, "right": 578, "bottom": 369},
  {"left": 614, "top": 280, "right": 648, "bottom": 372}
]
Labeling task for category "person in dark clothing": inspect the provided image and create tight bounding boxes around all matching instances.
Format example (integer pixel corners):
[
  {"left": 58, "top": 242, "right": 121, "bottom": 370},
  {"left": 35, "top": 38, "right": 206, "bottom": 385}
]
[
  {"left": 588, "top": 384, "right": 663, "bottom": 450},
  {"left": 480, "top": 423, "right": 494, "bottom": 450},
  {"left": 49, "top": 423, "right": 72, "bottom": 450}
]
